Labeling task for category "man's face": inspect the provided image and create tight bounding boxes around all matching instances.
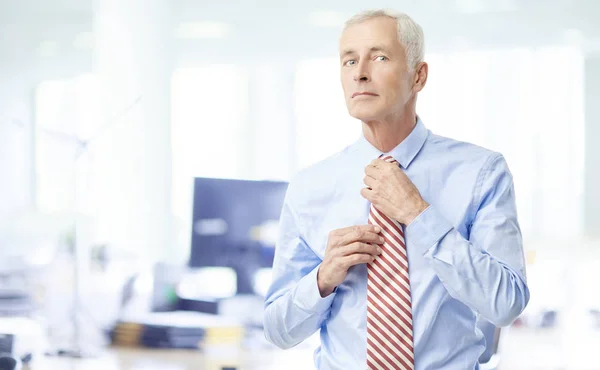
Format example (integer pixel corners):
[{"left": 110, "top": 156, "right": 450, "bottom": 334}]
[{"left": 339, "top": 16, "right": 415, "bottom": 122}]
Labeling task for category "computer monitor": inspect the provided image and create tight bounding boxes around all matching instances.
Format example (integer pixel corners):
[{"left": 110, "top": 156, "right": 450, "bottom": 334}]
[{"left": 189, "top": 177, "right": 288, "bottom": 294}]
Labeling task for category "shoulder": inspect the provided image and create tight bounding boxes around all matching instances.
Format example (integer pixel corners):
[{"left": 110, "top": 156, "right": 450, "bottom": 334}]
[
  {"left": 426, "top": 131, "right": 515, "bottom": 213},
  {"left": 425, "top": 131, "right": 510, "bottom": 176},
  {"left": 285, "top": 143, "right": 356, "bottom": 209},
  {"left": 423, "top": 131, "right": 516, "bottom": 223}
]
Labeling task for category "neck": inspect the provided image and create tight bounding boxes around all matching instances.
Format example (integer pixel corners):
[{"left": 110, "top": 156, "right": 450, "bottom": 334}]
[{"left": 362, "top": 109, "right": 417, "bottom": 153}]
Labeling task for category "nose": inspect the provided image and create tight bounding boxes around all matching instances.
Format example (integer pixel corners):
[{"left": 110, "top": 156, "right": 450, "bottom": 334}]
[{"left": 353, "top": 61, "right": 370, "bottom": 82}]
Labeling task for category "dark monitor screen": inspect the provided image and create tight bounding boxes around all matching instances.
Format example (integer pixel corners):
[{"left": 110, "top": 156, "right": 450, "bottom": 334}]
[{"left": 189, "top": 177, "right": 288, "bottom": 293}]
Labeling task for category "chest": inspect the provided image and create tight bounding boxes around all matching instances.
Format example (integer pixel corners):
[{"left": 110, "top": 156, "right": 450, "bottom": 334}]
[{"left": 302, "top": 164, "right": 471, "bottom": 267}]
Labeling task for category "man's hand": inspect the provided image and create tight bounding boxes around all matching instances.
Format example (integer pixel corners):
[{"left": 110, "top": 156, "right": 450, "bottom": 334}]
[
  {"left": 317, "top": 225, "right": 383, "bottom": 297},
  {"left": 361, "top": 158, "right": 429, "bottom": 225}
]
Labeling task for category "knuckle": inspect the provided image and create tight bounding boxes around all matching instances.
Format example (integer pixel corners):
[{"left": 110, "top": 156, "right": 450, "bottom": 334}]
[
  {"left": 327, "top": 238, "right": 336, "bottom": 247},
  {"left": 341, "top": 258, "right": 351, "bottom": 268}
]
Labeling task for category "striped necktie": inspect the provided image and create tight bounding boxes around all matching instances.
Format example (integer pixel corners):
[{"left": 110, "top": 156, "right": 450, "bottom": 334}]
[{"left": 366, "top": 155, "right": 415, "bottom": 370}]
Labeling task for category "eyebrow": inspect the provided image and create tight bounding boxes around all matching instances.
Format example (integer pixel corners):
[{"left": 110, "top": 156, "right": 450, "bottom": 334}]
[{"left": 341, "top": 46, "right": 391, "bottom": 58}]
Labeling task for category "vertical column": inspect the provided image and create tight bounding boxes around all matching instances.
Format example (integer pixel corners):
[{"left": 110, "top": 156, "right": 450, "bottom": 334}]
[
  {"left": 247, "top": 62, "right": 297, "bottom": 181},
  {"left": 584, "top": 53, "right": 600, "bottom": 239},
  {"left": 0, "top": 22, "right": 36, "bottom": 220},
  {"left": 0, "top": 71, "right": 34, "bottom": 220},
  {"left": 92, "top": 0, "right": 173, "bottom": 261},
  {"left": 561, "top": 51, "right": 600, "bottom": 370}
]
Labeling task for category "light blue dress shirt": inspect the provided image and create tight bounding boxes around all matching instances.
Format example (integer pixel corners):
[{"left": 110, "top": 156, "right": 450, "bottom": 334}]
[{"left": 263, "top": 117, "right": 530, "bottom": 370}]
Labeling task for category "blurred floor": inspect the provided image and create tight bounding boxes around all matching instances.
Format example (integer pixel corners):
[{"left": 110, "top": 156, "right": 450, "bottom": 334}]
[
  {"left": 31, "top": 327, "right": 600, "bottom": 370},
  {"left": 30, "top": 347, "right": 316, "bottom": 370},
  {"left": 30, "top": 324, "right": 600, "bottom": 370},
  {"left": 499, "top": 324, "right": 600, "bottom": 370}
]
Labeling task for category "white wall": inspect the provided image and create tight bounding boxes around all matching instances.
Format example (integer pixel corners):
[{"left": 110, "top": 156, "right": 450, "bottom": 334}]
[
  {"left": 0, "top": 71, "right": 34, "bottom": 221},
  {"left": 584, "top": 53, "right": 600, "bottom": 239},
  {"left": 3, "top": 1, "right": 600, "bottom": 259}
]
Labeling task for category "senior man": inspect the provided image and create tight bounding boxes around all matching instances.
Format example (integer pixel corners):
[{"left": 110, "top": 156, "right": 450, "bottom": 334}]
[{"left": 263, "top": 9, "right": 529, "bottom": 370}]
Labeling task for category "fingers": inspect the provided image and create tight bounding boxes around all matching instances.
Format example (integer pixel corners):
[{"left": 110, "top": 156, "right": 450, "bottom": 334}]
[
  {"left": 333, "top": 242, "right": 383, "bottom": 270},
  {"left": 330, "top": 224, "right": 380, "bottom": 239},
  {"left": 337, "top": 225, "right": 384, "bottom": 246},
  {"left": 326, "top": 225, "right": 382, "bottom": 255},
  {"left": 366, "top": 158, "right": 402, "bottom": 179},
  {"left": 360, "top": 187, "right": 375, "bottom": 202},
  {"left": 324, "top": 226, "right": 385, "bottom": 272},
  {"left": 365, "top": 163, "right": 378, "bottom": 179},
  {"left": 369, "top": 158, "right": 387, "bottom": 167},
  {"left": 363, "top": 175, "right": 376, "bottom": 189},
  {"left": 342, "top": 253, "right": 376, "bottom": 268},
  {"left": 338, "top": 242, "right": 382, "bottom": 257}
]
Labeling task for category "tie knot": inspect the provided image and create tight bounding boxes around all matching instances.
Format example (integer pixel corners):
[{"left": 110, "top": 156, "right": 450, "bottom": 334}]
[{"left": 379, "top": 154, "right": 398, "bottom": 165}]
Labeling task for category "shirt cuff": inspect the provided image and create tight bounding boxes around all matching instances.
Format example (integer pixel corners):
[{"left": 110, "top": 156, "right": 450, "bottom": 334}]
[
  {"left": 405, "top": 204, "right": 453, "bottom": 257},
  {"left": 293, "top": 264, "right": 337, "bottom": 314}
]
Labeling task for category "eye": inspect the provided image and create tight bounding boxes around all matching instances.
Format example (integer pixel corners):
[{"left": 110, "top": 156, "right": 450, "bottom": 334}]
[
  {"left": 375, "top": 55, "right": 388, "bottom": 61},
  {"left": 344, "top": 59, "right": 357, "bottom": 66}
]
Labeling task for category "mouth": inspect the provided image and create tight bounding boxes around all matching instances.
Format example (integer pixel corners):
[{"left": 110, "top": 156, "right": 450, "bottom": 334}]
[{"left": 352, "top": 92, "right": 378, "bottom": 98}]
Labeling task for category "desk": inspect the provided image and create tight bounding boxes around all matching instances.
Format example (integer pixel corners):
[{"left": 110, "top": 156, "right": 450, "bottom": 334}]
[{"left": 27, "top": 346, "right": 315, "bottom": 370}]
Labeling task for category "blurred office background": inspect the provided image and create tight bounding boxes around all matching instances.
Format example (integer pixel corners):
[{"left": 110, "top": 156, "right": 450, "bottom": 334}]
[{"left": 0, "top": 0, "right": 599, "bottom": 369}]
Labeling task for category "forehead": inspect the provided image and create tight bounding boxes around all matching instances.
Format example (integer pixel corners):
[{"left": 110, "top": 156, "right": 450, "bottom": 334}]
[{"left": 339, "top": 16, "right": 400, "bottom": 52}]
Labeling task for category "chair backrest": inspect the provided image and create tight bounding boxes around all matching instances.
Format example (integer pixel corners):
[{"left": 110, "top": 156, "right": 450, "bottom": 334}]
[{"left": 477, "top": 317, "right": 501, "bottom": 364}]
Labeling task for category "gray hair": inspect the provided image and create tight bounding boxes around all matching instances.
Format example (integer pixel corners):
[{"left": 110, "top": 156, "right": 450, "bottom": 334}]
[{"left": 343, "top": 9, "right": 425, "bottom": 72}]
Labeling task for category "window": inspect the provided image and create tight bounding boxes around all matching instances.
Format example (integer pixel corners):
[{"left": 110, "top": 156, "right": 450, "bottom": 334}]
[
  {"left": 419, "top": 46, "right": 584, "bottom": 240},
  {"left": 294, "top": 58, "right": 362, "bottom": 170},
  {"left": 293, "top": 47, "right": 585, "bottom": 241},
  {"left": 34, "top": 74, "right": 100, "bottom": 214},
  {"left": 170, "top": 65, "right": 250, "bottom": 257}
]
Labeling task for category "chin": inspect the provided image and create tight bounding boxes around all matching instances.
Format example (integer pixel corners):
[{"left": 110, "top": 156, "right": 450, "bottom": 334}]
[
  {"left": 348, "top": 106, "right": 383, "bottom": 122},
  {"left": 347, "top": 99, "right": 388, "bottom": 120}
]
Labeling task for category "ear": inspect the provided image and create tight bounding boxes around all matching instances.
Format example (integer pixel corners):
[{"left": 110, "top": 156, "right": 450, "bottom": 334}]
[{"left": 412, "top": 62, "right": 428, "bottom": 93}]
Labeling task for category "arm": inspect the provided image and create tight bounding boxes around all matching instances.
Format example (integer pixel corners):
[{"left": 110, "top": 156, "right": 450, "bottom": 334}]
[
  {"left": 405, "top": 154, "right": 530, "bottom": 327},
  {"left": 263, "top": 190, "right": 335, "bottom": 349}
]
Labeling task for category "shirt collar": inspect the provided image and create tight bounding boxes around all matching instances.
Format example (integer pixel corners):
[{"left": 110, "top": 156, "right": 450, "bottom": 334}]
[{"left": 355, "top": 115, "right": 429, "bottom": 169}]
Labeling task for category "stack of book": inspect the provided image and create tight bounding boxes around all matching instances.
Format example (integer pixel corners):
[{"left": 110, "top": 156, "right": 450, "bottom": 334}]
[{"left": 110, "top": 311, "right": 244, "bottom": 350}]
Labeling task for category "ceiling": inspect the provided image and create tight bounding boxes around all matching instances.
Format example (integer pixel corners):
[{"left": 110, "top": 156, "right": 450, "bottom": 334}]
[{"left": 0, "top": 0, "right": 599, "bottom": 66}]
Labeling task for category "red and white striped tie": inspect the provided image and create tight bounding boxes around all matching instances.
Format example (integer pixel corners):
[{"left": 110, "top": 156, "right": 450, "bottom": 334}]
[{"left": 366, "top": 155, "right": 415, "bottom": 370}]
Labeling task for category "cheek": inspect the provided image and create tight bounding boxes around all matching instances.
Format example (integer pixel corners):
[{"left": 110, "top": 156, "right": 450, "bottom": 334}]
[
  {"left": 341, "top": 71, "right": 353, "bottom": 86},
  {"left": 374, "top": 73, "right": 396, "bottom": 98},
  {"left": 382, "top": 69, "right": 408, "bottom": 94},
  {"left": 341, "top": 78, "right": 353, "bottom": 98}
]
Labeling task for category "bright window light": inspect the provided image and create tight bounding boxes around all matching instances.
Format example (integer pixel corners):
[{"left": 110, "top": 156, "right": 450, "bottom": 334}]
[{"left": 177, "top": 267, "right": 237, "bottom": 299}]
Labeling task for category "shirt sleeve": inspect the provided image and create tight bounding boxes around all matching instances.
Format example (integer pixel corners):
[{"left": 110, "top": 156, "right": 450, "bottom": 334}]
[
  {"left": 263, "top": 183, "right": 336, "bottom": 349},
  {"left": 405, "top": 154, "right": 530, "bottom": 327}
]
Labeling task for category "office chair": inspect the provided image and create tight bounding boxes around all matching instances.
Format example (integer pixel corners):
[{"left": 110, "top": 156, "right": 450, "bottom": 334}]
[
  {"left": 478, "top": 318, "right": 501, "bottom": 370},
  {"left": 0, "top": 354, "right": 18, "bottom": 370}
]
